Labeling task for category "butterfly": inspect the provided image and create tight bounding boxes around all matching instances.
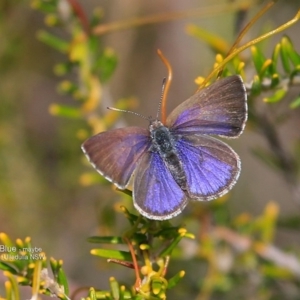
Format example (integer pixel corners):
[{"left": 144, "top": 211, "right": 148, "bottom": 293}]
[{"left": 81, "top": 75, "right": 247, "bottom": 220}]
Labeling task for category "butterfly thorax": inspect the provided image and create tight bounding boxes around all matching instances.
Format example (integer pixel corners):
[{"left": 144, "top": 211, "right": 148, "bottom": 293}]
[
  {"left": 149, "top": 121, "right": 175, "bottom": 155},
  {"left": 149, "top": 120, "right": 187, "bottom": 191}
]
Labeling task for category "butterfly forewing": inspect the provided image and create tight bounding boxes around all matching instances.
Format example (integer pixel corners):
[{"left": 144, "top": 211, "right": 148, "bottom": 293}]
[
  {"left": 174, "top": 135, "right": 240, "bottom": 200},
  {"left": 81, "top": 127, "right": 151, "bottom": 189},
  {"left": 133, "top": 151, "right": 188, "bottom": 220},
  {"left": 166, "top": 75, "right": 247, "bottom": 138}
]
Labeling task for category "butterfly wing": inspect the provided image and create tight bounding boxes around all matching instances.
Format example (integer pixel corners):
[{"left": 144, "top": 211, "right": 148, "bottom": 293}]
[
  {"left": 81, "top": 127, "right": 151, "bottom": 189},
  {"left": 133, "top": 151, "right": 188, "bottom": 220},
  {"left": 174, "top": 134, "right": 240, "bottom": 200},
  {"left": 166, "top": 75, "right": 247, "bottom": 138}
]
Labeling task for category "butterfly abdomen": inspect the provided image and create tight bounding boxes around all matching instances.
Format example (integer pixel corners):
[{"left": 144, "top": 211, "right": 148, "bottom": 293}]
[{"left": 149, "top": 121, "right": 188, "bottom": 191}]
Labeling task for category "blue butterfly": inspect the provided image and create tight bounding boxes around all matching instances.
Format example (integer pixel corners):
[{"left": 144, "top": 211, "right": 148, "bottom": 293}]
[{"left": 81, "top": 75, "right": 247, "bottom": 220}]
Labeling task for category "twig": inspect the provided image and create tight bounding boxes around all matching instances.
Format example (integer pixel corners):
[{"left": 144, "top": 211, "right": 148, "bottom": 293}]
[
  {"left": 92, "top": 1, "right": 255, "bottom": 36},
  {"left": 214, "top": 226, "right": 300, "bottom": 277},
  {"left": 66, "top": 0, "right": 90, "bottom": 34}
]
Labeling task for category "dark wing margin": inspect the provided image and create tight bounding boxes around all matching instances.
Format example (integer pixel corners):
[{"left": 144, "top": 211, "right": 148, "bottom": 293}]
[
  {"left": 81, "top": 127, "right": 150, "bottom": 189},
  {"left": 166, "top": 75, "right": 247, "bottom": 138}
]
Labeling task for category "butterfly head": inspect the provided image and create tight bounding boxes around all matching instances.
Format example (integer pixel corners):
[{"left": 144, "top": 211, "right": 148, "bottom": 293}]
[{"left": 149, "top": 119, "right": 163, "bottom": 130}]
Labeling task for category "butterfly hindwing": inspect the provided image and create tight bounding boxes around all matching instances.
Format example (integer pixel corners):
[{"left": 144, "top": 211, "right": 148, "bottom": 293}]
[
  {"left": 166, "top": 75, "right": 247, "bottom": 138},
  {"left": 133, "top": 151, "right": 188, "bottom": 220},
  {"left": 175, "top": 134, "right": 241, "bottom": 200},
  {"left": 81, "top": 127, "right": 150, "bottom": 189}
]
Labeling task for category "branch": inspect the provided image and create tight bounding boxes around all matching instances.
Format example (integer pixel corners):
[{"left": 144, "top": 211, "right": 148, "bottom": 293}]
[{"left": 214, "top": 226, "right": 300, "bottom": 277}]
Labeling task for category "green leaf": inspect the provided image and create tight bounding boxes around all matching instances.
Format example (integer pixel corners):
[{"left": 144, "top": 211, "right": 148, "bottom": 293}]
[
  {"left": 0, "top": 233, "right": 14, "bottom": 248},
  {"left": 152, "top": 278, "right": 164, "bottom": 295},
  {"left": 31, "top": 0, "right": 57, "bottom": 13},
  {"left": 57, "top": 268, "right": 69, "bottom": 296},
  {"left": 53, "top": 62, "right": 74, "bottom": 76},
  {"left": 95, "top": 48, "right": 118, "bottom": 82},
  {"left": 261, "top": 264, "right": 293, "bottom": 279},
  {"left": 57, "top": 80, "right": 79, "bottom": 95},
  {"left": 271, "top": 43, "right": 281, "bottom": 74},
  {"left": 167, "top": 271, "right": 185, "bottom": 289},
  {"left": 45, "top": 14, "right": 60, "bottom": 27},
  {"left": 278, "top": 215, "right": 300, "bottom": 230},
  {"left": 290, "top": 65, "right": 300, "bottom": 81},
  {"left": 89, "top": 287, "right": 98, "bottom": 300},
  {"left": 263, "top": 88, "right": 287, "bottom": 103},
  {"left": 270, "top": 73, "right": 280, "bottom": 88},
  {"left": 87, "top": 236, "right": 124, "bottom": 244},
  {"left": 159, "top": 231, "right": 184, "bottom": 257},
  {"left": 4, "top": 271, "right": 20, "bottom": 300},
  {"left": 49, "top": 257, "right": 59, "bottom": 275},
  {"left": 118, "top": 285, "right": 132, "bottom": 300},
  {"left": 110, "top": 277, "right": 120, "bottom": 299},
  {"left": 289, "top": 95, "right": 300, "bottom": 109},
  {"left": 91, "top": 249, "right": 132, "bottom": 261},
  {"left": 49, "top": 257, "right": 57, "bottom": 271},
  {"left": 251, "top": 46, "right": 266, "bottom": 75},
  {"left": 0, "top": 262, "right": 18, "bottom": 274},
  {"left": 117, "top": 188, "right": 132, "bottom": 198},
  {"left": 36, "top": 30, "right": 69, "bottom": 53},
  {"left": 49, "top": 104, "right": 81, "bottom": 119},
  {"left": 154, "top": 227, "right": 179, "bottom": 239},
  {"left": 91, "top": 7, "right": 104, "bottom": 28},
  {"left": 259, "top": 59, "right": 273, "bottom": 77},
  {"left": 250, "top": 75, "right": 262, "bottom": 97},
  {"left": 280, "top": 38, "right": 291, "bottom": 73},
  {"left": 281, "top": 35, "right": 300, "bottom": 67},
  {"left": 186, "top": 24, "right": 229, "bottom": 54},
  {"left": 32, "top": 261, "right": 42, "bottom": 300},
  {"left": 120, "top": 206, "right": 139, "bottom": 225}
]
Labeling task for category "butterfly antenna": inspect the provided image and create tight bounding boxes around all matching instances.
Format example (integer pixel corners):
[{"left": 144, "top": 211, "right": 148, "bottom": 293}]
[
  {"left": 156, "top": 77, "right": 166, "bottom": 120},
  {"left": 107, "top": 107, "right": 151, "bottom": 121}
]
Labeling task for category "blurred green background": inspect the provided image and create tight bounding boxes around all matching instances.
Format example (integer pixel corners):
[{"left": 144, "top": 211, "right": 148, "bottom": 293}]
[{"left": 1, "top": 0, "right": 300, "bottom": 299}]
